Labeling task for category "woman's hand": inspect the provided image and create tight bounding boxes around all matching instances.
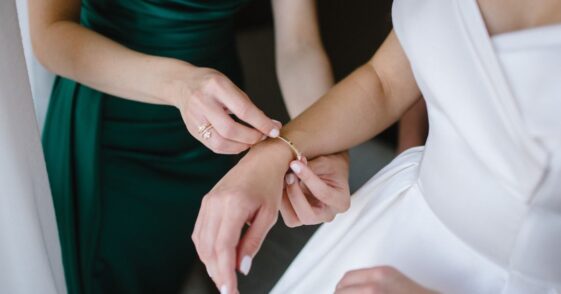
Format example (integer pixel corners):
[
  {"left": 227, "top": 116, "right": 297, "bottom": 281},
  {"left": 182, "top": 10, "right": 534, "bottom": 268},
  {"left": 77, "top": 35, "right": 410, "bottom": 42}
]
[
  {"left": 191, "top": 140, "right": 293, "bottom": 294},
  {"left": 170, "top": 66, "right": 281, "bottom": 154},
  {"left": 281, "top": 152, "right": 351, "bottom": 227},
  {"left": 336, "top": 266, "right": 438, "bottom": 294}
]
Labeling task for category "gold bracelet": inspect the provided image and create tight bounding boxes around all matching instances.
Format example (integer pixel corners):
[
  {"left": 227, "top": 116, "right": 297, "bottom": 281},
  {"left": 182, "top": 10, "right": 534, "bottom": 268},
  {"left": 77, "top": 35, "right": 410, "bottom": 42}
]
[{"left": 277, "top": 136, "right": 303, "bottom": 161}]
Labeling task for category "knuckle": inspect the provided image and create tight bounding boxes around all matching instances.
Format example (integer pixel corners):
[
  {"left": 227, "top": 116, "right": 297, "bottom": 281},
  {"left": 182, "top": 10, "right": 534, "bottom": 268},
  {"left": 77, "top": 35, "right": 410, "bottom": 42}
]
[
  {"left": 235, "top": 101, "right": 252, "bottom": 120},
  {"left": 215, "top": 242, "right": 234, "bottom": 253},
  {"left": 341, "top": 198, "right": 351, "bottom": 212},
  {"left": 221, "top": 123, "right": 236, "bottom": 138},
  {"left": 264, "top": 207, "right": 279, "bottom": 220},
  {"left": 300, "top": 216, "right": 316, "bottom": 226},
  {"left": 285, "top": 219, "right": 302, "bottom": 228},
  {"left": 198, "top": 246, "right": 213, "bottom": 261},
  {"left": 370, "top": 266, "right": 397, "bottom": 281},
  {"left": 340, "top": 271, "right": 353, "bottom": 282},
  {"left": 189, "top": 90, "right": 206, "bottom": 102},
  {"left": 210, "top": 139, "right": 228, "bottom": 154},
  {"left": 205, "top": 72, "right": 224, "bottom": 89},
  {"left": 325, "top": 213, "right": 336, "bottom": 223},
  {"left": 191, "top": 232, "right": 198, "bottom": 244}
]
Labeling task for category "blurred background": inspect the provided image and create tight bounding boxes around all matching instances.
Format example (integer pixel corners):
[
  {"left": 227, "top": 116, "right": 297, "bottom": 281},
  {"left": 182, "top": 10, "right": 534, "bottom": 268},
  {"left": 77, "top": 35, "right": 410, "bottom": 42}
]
[{"left": 184, "top": 0, "right": 396, "bottom": 293}]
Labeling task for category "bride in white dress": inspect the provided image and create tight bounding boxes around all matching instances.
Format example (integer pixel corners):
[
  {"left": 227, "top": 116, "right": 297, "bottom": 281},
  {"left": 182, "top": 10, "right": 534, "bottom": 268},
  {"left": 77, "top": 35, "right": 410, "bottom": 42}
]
[{"left": 191, "top": 0, "right": 561, "bottom": 293}]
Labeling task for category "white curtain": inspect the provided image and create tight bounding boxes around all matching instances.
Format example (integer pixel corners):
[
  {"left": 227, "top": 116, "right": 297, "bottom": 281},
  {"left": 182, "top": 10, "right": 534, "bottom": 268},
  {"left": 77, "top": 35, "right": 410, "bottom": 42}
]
[
  {"left": 0, "top": 1, "right": 65, "bottom": 293},
  {"left": 15, "top": 0, "right": 55, "bottom": 130}
]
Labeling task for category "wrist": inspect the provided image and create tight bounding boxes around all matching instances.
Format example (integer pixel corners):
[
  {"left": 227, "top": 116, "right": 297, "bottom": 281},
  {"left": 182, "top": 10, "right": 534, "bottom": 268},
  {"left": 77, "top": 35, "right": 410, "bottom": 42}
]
[
  {"left": 245, "top": 138, "right": 295, "bottom": 169},
  {"left": 155, "top": 58, "right": 196, "bottom": 107}
]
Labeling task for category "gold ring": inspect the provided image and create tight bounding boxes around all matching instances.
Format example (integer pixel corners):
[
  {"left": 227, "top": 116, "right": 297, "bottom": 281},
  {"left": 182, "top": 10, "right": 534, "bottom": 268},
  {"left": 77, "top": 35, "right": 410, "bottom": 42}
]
[
  {"left": 198, "top": 123, "right": 212, "bottom": 134},
  {"left": 197, "top": 122, "right": 213, "bottom": 140},
  {"left": 202, "top": 126, "right": 213, "bottom": 140}
]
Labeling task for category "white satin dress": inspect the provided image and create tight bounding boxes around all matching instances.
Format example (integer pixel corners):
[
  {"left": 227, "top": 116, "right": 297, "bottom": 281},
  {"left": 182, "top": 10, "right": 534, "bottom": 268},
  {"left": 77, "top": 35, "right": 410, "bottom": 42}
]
[{"left": 271, "top": 0, "right": 561, "bottom": 293}]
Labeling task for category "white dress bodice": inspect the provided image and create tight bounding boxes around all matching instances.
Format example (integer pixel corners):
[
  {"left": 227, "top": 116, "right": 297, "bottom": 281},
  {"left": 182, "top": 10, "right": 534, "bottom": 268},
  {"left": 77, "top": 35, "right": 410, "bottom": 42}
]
[
  {"left": 394, "top": 0, "right": 561, "bottom": 287},
  {"left": 272, "top": 0, "right": 560, "bottom": 293}
]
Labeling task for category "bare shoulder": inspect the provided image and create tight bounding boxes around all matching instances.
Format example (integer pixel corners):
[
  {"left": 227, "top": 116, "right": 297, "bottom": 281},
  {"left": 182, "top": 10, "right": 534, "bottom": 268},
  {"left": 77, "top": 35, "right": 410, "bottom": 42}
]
[{"left": 477, "top": 0, "right": 561, "bottom": 36}]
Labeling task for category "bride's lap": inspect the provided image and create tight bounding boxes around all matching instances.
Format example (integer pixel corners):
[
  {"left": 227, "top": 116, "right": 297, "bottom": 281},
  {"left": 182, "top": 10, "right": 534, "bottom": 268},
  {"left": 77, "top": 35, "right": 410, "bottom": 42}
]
[{"left": 272, "top": 149, "right": 506, "bottom": 294}]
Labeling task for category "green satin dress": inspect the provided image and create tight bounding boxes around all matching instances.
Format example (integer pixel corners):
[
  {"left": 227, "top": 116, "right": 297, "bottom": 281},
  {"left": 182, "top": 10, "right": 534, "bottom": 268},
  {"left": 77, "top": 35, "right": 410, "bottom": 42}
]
[{"left": 42, "top": 1, "right": 249, "bottom": 293}]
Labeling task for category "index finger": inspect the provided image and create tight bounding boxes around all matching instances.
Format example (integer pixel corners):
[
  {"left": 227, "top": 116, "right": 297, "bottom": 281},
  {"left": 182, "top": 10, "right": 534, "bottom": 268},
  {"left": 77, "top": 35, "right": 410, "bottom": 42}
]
[
  {"left": 214, "top": 207, "right": 247, "bottom": 294},
  {"left": 289, "top": 161, "right": 345, "bottom": 211},
  {"left": 215, "top": 81, "right": 281, "bottom": 138}
]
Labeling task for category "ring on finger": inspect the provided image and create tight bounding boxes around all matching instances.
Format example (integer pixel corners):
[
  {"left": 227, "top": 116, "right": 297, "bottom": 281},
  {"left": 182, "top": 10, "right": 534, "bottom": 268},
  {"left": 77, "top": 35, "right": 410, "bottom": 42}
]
[
  {"left": 198, "top": 123, "right": 214, "bottom": 140},
  {"left": 198, "top": 122, "right": 212, "bottom": 134}
]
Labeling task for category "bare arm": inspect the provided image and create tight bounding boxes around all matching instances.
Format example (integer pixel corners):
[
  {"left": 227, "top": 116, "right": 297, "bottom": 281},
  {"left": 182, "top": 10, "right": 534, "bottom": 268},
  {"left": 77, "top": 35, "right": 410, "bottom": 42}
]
[
  {"left": 29, "top": 0, "right": 280, "bottom": 154},
  {"left": 272, "top": 0, "right": 334, "bottom": 118},
  {"left": 29, "top": 0, "right": 182, "bottom": 105},
  {"left": 397, "top": 98, "right": 428, "bottom": 153},
  {"left": 279, "top": 31, "right": 421, "bottom": 158},
  {"left": 192, "top": 31, "right": 421, "bottom": 294}
]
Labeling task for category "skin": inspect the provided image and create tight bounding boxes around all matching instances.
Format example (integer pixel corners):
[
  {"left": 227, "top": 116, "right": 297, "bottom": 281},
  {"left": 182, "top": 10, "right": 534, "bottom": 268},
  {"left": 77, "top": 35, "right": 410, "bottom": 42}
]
[
  {"left": 272, "top": 0, "right": 351, "bottom": 230},
  {"left": 29, "top": 0, "right": 342, "bottom": 292},
  {"left": 396, "top": 99, "right": 428, "bottom": 154},
  {"left": 335, "top": 266, "right": 437, "bottom": 294},
  {"left": 28, "top": 0, "right": 333, "bottom": 155},
  {"left": 193, "top": 0, "right": 561, "bottom": 293}
]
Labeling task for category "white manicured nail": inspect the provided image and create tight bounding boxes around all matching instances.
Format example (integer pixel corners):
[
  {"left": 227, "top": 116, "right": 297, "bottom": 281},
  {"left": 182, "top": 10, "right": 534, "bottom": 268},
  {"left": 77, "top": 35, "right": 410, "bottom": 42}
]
[
  {"left": 290, "top": 162, "right": 301, "bottom": 174},
  {"left": 220, "top": 285, "right": 229, "bottom": 294},
  {"left": 269, "top": 128, "right": 280, "bottom": 138},
  {"left": 285, "top": 174, "right": 295, "bottom": 185},
  {"left": 240, "top": 255, "right": 252, "bottom": 275}
]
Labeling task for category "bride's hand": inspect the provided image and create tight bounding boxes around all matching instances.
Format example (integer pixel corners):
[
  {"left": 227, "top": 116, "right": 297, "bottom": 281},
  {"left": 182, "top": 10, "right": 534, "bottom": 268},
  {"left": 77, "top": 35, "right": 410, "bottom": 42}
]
[
  {"left": 191, "top": 140, "right": 292, "bottom": 294},
  {"left": 336, "top": 266, "right": 438, "bottom": 294},
  {"left": 281, "top": 152, "right": 350, "bottom": 227}
]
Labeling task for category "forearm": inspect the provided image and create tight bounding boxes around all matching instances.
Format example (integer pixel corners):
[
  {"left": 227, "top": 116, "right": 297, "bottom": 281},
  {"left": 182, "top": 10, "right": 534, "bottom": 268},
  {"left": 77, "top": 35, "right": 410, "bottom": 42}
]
[
  {"left": 282, "top": 64, "right": 408, "bottom": 158},
  {"left": 32, "top": 21, "right": 189, "bottom": 105},
  {"left": 276, "top": 45, "right": 334, "bottom": 118},
  {"left": 397, "top": 98, "right": 428, "bottom": 153}
]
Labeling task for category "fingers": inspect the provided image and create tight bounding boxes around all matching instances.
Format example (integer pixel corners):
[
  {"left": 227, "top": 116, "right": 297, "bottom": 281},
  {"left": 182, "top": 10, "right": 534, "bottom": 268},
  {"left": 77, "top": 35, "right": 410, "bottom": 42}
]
[
  {"left": 215, "top": 80, "right": 281, "bottom": 138},
  {"left": 204, "top": 130, "right": 250, "bottom": 155},
  {"left": 214, "top": 208, "right": 246, "bottom": 294},
  {"left": 335, "top": 284, "right": 381, "bottom": 294},
  {"left": 199, "top": 205, "right": 222, "bottom": 278},
  {"left": 237, "top": 208, "right": 278, "bottom": 275},
  {"left": 192, "top": 197, "right": 210, "bottom": 274},
  {"left": 289, "top": 160, "right": 349, "bottom": 213},
  {"left": 335, "top": 266, "right": 435, "bottom": 294},
  {"left": 186, "top": 115, "right": 250, "bottom": 154},
  {"left": 204, "top": 101, "right": 265, "bottom": 145},
  {"left": 336, "top": 266, "right": 399, "bottom": 290},
  {"left": 279, "top": 190, "right": 302, "bottom": 227},
  {"left": 285, "top": 173, "right": 334, "bottom": 225}
]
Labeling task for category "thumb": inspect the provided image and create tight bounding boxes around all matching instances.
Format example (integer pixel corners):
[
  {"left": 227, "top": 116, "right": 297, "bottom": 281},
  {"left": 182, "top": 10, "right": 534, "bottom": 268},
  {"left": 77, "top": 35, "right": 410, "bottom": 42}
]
[{"left": 237, "top": 209, "right": 277, "bottom": 276}]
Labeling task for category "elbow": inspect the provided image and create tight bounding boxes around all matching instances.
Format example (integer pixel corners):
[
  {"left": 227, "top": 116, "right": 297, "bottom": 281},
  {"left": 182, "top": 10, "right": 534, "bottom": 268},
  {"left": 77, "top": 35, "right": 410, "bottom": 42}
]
[
  {"left": 276, "top": 40, "right": 326, "bottom": 64},
  {"left": 30, "top": 29, "right": 53, "bottom": 71}
]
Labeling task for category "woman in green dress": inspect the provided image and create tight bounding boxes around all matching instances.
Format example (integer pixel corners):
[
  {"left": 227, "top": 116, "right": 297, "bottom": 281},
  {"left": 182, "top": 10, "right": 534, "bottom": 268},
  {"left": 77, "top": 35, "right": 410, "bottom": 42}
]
[{"left": 29, "top": 0, "right": 336, "bottom": 293}]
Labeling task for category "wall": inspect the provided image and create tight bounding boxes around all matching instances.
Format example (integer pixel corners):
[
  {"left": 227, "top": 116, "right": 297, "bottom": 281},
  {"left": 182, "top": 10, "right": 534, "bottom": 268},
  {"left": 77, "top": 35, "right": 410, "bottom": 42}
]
[{"left": 0, "top": 1, "right": 65, "bottom": 293}]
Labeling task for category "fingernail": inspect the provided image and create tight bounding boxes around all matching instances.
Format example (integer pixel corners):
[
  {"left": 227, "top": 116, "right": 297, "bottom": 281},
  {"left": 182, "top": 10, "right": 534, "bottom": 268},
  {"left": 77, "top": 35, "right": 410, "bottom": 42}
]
[
  {"left": 269, "top": 127, "right": 280, "bottom": 138},
  {"left": 220, "top": 285, "right": 229, "bottom": 294},
  {"left": 285, "top": 174, "right": 295, "bottom": 185},
  {"left": 240, "top": 255, "right": 253, "bottom": 275},
  {"left": 272, "top": 119, "right": 282, "bottom": 128},
  {"left": 290, "top": 162, "right": 301, "bottom": 174}
]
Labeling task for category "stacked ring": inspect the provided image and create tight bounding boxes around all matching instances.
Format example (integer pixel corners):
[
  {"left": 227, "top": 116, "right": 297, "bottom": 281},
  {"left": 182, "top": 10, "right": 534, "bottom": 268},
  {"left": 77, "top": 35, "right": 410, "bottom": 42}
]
[{"left": 198, "top": 123, "right": 213, "bottom": 140}]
